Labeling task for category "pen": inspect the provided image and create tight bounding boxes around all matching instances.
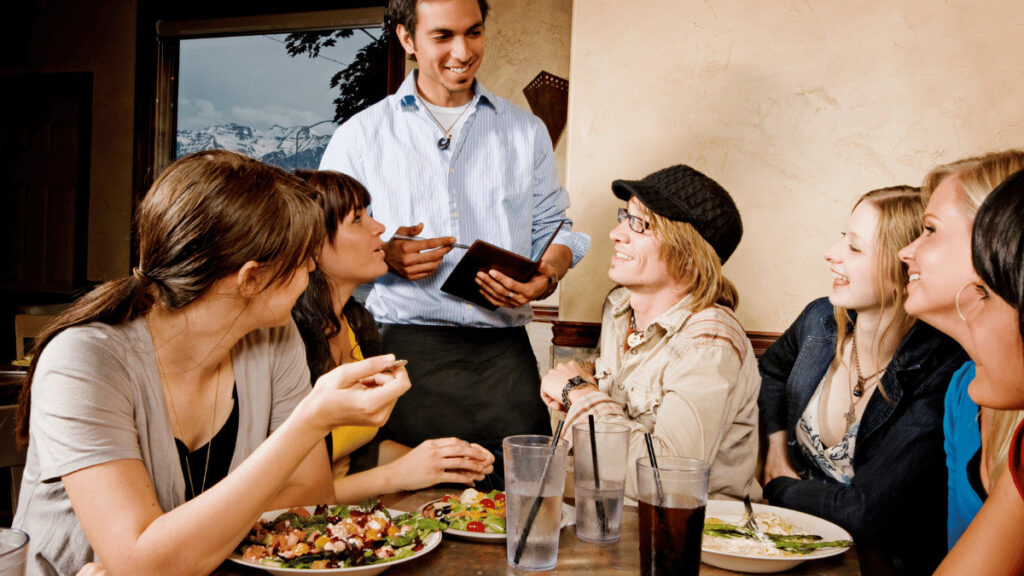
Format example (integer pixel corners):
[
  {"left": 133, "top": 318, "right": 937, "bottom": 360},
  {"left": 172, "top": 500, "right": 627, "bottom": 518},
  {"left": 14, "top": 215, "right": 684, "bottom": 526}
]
[{"left": 391, "top": 234, "right": 471, "bottom": 250}]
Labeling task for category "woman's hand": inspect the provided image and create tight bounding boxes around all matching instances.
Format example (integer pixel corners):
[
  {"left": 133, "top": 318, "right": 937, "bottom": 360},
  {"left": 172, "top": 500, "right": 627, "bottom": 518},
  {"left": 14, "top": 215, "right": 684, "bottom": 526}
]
[
  {"left": 387, "top": 438, "right": 495, "bottom": 491},
  {"left": 76, "top": 563, "right": 108, "bottom": 576},
  {"left": 304, "top": 354, "right": 411, "bottom": 434},
  {"left": 764, "top": 430, "right": 800, "bottom": 484},
  {"left": 540, "top": 361, "right": 595, "bottom": 412}
]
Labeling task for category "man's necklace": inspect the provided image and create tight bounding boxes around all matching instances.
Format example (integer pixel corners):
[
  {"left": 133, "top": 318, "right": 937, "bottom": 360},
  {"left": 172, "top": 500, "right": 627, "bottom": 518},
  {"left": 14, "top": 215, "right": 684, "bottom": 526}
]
[
  {"left": 420, "top": 97, "right": 472, "bottom": 150},
  {"left": 147, "top": 317, "right": 223, "bottom": 500},
  {"left": 627, "top": 312, "right": 645, "bottom": 349}
]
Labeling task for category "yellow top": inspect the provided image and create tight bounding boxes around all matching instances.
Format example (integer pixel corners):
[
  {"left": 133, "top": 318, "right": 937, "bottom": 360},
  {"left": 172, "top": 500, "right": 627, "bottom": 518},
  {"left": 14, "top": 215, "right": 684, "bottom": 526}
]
[{"left": 329, "top": 322, "right": 378, "bottom": 477}]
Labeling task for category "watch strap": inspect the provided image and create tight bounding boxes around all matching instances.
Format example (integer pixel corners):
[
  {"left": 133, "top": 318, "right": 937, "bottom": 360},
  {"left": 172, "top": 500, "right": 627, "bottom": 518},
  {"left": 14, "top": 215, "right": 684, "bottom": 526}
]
[{"left": 561, "top": 375, "right": 589, "bottom": 410}]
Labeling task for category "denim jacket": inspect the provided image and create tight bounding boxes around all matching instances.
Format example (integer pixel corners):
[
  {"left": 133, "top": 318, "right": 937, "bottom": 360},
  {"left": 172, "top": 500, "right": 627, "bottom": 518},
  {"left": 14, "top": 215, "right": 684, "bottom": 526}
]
[{"left": 759, "top": 298, "right": 967, "bottom": 574}]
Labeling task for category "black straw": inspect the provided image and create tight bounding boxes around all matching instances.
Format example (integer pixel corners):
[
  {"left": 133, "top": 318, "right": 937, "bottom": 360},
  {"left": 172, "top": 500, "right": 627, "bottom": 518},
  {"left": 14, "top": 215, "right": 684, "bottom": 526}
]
[
  {"left": 513, "top": 420, "right": 565, "bottom": 564},
  {"left": 589, "top": 415, "right": 609, "bottom": 533},
  {"left": 644, "top": 433, "right": 664, "bottom": 506}
]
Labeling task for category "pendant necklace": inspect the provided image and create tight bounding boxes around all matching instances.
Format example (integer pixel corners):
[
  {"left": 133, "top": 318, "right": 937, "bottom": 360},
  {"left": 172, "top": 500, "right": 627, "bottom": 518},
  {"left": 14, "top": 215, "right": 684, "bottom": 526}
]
[
  {"left": 420, "top": 97, "right": 473, "bottom": 150},
  {"left": 626, "top": 312, "right": 645, "bottom": 349},
  {"left": 844, "top": 330, "right": 885, "bottom": 430},
  {"left": 148, "top": 317, "right": 224, "bottom": 500}
]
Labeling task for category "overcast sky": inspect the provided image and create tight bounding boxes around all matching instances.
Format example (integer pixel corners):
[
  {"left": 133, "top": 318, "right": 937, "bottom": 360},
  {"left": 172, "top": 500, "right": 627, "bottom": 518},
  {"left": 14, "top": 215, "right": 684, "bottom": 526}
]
[{"left": 178, "top": 30, "right": 379, "bottom": 132}]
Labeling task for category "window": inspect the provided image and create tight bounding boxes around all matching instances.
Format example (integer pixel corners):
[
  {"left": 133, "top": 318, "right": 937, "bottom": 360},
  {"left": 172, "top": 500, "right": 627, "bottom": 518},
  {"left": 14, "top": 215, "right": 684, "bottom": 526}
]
[{"left": 147, "top": 7, "right": 400, "bottom": 178}]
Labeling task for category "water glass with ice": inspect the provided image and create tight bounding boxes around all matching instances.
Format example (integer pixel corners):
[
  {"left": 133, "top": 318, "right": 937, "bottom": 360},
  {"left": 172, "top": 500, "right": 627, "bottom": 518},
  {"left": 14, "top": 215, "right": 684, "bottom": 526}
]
[
  {"left": 572, "top": 421, "right": 628, "bottom": 542},
  {"left": 504, "top": 434, "right": 569, "bottom": 571}
]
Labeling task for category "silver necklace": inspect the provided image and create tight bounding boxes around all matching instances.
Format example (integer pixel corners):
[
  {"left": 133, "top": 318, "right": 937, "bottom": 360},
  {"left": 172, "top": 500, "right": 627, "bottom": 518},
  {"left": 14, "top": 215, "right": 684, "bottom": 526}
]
[
  {"left": 627, "top": 312, "right": 645, "bottom": 349},
  {"left": 420, "top": 98, "right": 472, "bottom": 150}
]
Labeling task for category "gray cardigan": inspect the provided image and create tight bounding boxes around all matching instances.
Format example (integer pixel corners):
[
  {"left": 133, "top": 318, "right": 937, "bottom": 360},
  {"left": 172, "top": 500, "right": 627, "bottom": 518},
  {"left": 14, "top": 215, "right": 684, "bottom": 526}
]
[{"left": 13, "top": 318, "right": 311, "bottom": 575}]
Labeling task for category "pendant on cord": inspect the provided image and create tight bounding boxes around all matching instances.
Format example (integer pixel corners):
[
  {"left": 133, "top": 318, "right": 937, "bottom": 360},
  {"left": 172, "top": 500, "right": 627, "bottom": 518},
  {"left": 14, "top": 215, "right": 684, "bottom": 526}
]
[{"left": 438, "top": 135, "right": 451, "bottom": 150}]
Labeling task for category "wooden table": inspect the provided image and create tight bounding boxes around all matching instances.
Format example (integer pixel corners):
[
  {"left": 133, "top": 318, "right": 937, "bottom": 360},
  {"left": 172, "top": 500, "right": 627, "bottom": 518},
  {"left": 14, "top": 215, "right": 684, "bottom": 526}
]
[{"left": 219, "top": 488, "right": 860, "bottom": 575}]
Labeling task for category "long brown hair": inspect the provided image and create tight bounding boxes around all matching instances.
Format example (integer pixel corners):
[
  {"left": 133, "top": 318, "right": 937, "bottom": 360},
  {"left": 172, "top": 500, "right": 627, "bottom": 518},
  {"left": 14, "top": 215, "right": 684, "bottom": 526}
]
[
  {"left": 15, "top": 150, "right": 325, "bottom": 445},
  {"left": 832, "top": 186, "right": 924, "bottom": 400}
]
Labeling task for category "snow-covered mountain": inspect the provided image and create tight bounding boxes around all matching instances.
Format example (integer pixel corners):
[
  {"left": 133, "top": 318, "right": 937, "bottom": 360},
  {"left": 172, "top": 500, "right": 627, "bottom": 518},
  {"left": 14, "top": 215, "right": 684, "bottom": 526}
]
[{"left": 176, "top": 123, "right": 335, "bottom": 171}]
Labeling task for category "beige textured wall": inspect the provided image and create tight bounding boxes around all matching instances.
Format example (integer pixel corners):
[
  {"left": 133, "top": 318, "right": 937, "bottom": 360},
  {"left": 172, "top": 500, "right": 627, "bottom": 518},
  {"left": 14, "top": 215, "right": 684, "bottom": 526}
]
[
  {"left": 13, "top": 0, "right": 137, "bottom": 282},
  {"left": 561, "top": 0, "right": 1024, "bottom": 331}
]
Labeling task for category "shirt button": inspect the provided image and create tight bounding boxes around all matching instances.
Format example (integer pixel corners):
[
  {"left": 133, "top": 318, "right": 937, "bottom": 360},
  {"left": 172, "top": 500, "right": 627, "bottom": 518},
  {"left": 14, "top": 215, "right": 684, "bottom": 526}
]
[
  {"left": 630, "top": 349, "right": 638, "bottom": 355},
  {"left": 453, "top": 212, "right": 459, "bottom": 218},
  {"left": 449, "top": 167, "right": 455, "bottom": 174}
]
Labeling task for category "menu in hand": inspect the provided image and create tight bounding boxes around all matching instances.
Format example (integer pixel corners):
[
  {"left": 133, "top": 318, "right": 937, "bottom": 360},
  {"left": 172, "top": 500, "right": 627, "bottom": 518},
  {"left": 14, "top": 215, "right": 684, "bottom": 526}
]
[{"left": 440, "top": 221, "right": 564, "bottom": 310}]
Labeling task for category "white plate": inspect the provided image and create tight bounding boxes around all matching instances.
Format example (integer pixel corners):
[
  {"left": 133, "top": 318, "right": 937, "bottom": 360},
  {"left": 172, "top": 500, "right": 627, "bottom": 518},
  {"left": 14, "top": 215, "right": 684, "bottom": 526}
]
[
  {"left": 229, "top": 506, "right": 442, "bottom": 576},
  {"left": 421, "top": 499, "right": 572, "bottom": 543},
  {"left": 701, "top": 500, "right": 852, "bottom": 574}
]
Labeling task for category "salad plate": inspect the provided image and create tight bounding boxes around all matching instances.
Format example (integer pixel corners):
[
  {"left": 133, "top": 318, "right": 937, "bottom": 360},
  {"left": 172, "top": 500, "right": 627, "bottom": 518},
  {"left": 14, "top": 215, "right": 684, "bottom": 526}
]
[
  {"left": 229, "top": 505, "right": 442, "bottom": 576},
  {"left": 421, "top": 495, "right": 572, "bottom": 544},
  {"left": 701, "top": 500, "right": 852, "bottom": 574}
]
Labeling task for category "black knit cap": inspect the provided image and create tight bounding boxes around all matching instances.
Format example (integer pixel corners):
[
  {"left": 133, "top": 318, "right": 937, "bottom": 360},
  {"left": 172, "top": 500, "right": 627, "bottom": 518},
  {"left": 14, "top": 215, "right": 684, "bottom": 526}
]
[{"left": 612, "top": 165, "right": 743, "bottom": 264}]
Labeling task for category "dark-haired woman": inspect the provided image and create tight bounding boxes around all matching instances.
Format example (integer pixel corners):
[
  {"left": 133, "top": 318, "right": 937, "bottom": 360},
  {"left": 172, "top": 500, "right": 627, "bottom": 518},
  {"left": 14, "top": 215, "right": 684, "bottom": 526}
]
[
  {"left": 12, "top": 151, "right": 409, "bottom": 576},
  {"left": 935, "top": 169, "right": 1024, "bottom": 574},
  {"left": 291, "top": 170, "right": 493, "bottom": 502}
]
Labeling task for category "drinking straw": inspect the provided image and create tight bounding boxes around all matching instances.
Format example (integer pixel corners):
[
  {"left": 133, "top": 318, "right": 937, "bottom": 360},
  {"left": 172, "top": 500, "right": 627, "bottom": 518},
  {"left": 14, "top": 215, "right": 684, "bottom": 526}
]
[
  {"left": 513, "top": 419, "right": 565, "bottom": 564},
  {"left": 644, "top": 432, "right": 664, "bottom": 506},
  {"left": 588, "top": 414, "right": 609, "bottom": 533}
]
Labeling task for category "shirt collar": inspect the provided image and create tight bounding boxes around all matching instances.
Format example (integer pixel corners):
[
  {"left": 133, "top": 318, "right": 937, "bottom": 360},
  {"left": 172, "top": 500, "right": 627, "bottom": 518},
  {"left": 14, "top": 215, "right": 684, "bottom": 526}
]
[
  {"left": 395, "top": 70, "right": 499, "bottom": 112},
  {"left": 609, "top": 286, "right": 697, "bottom": 336}
]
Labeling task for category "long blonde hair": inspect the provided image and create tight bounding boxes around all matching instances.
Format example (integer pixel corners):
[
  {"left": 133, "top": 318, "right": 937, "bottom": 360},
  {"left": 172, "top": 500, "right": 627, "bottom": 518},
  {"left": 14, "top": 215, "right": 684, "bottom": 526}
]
[
  {"left": 923, "top": 149, "right": 1024, "bottom": 484},
  {"left": 642, "top": 206, "right": 739, "bottom": 313},
  {"left": 832, "top": 186, "right": 924, "bottom": 400}
]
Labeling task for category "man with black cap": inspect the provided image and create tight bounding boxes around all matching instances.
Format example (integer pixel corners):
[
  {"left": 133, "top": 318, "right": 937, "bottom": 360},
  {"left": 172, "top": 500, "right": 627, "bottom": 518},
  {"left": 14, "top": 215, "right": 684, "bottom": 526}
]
[{"left": 540, "top": 164, "right": 761, "bottom": 501}]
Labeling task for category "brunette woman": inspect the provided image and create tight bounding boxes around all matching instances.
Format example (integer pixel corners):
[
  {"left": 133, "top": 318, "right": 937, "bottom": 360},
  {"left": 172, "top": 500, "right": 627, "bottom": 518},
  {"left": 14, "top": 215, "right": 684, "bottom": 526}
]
[
  {"left": 291, "top": 170, "right": 493, "bottom": 502},
  {"left": 935, "top": 168, "right": 1024, "bottom": 574},
  {"left": 12, "top": 151, "right": 409, "bottom": 576},
  {"left": 759, "top": 187, "right": 966, "bottom": 574},
  {"left": 898, "top": 150, "right": 1024, "bottom": 549}
]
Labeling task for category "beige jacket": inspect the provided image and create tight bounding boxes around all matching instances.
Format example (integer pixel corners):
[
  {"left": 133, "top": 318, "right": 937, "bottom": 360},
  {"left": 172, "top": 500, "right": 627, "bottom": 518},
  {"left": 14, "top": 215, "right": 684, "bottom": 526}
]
[{"left": 564, "top": 287, "right": 761, "bottom": 501}]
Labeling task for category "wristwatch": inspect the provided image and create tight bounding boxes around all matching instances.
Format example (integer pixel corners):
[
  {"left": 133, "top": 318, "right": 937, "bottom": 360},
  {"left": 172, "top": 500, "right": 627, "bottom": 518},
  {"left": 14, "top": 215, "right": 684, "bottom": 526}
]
[{"left": 561, "top": 375, "right": 590, "bottom": 410}]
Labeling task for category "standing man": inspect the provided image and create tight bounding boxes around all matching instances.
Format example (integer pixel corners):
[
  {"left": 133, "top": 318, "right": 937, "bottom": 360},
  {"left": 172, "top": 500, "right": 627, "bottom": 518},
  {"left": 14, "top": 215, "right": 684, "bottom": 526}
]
[{"left": 319, "top": 0, "right": 589, "bottom": 476}]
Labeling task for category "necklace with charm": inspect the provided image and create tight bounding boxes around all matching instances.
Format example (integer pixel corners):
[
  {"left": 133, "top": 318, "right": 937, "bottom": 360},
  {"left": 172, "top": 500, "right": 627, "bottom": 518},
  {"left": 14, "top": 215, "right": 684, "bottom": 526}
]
[
  {"left": 419, "top": 97, "right": 473, "bottom": 150},
  {"left": 626, "top": 312, "right": 645, "bottom": 349},
  {"left": 843, "top": 331, "right": 885, "bottom": 431}
]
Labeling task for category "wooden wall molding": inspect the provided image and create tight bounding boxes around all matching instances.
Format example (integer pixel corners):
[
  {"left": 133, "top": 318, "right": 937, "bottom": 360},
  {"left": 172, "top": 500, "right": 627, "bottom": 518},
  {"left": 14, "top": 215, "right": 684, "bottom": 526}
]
[{"left": 550, "top": 319, "right": 781, "bottom": 357}]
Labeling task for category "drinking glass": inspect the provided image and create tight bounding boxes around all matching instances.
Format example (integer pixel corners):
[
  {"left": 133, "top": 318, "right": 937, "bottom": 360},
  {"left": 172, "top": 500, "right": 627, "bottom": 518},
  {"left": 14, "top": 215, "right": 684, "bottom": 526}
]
[
  {"left": 572, "top": 421, "right": 628, "bottom": 542},
  {"left": 636, "top": 456, "right": 709, "bottom": 576},
  {"left": 0, "top": 528, "right": 29, "bottom": 576},
  {"left": 504, "top": 434, "right": 569, "bottom": 571}
]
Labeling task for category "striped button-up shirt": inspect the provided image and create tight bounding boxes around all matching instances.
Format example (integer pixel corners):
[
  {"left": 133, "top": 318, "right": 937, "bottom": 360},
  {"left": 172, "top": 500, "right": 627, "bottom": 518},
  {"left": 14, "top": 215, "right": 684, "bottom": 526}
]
[{"left": 320, "top": 72, "right": 590, "bottom": 328}]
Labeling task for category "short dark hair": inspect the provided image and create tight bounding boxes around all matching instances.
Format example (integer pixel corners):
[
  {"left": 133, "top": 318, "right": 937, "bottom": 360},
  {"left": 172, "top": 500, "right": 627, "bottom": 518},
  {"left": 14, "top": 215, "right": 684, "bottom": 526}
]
[
  {"left": 972, "top": 168, "right": 1024, "bottom": 342},
  {"left": 388, "top": 0, "right": 490, "bottom": 38}
]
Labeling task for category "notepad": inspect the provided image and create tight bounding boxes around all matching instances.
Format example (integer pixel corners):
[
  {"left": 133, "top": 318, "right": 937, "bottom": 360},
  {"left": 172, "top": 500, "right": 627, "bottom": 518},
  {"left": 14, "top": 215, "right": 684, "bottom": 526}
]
[{"left": 440, "top": 221, "right": 565, "bottom": 310}]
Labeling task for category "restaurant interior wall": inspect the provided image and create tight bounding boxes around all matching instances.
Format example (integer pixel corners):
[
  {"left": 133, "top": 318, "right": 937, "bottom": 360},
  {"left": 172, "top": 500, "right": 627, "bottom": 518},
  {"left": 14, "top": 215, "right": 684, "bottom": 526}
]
[{"left": 559, "top": 0, "right": 1024, "bottom": 332}]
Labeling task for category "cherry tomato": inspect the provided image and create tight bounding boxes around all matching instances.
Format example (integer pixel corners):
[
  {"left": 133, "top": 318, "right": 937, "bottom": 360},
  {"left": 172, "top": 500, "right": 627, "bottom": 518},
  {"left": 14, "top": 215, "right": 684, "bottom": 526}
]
[
  {"left": 480, "top": 498, "right": 496, "bottom": 509},
  {"left": 494, "top": 493, "right": 506, "bottom": 504},
  {"left": 442, "top": 496, "right": 454, "bottom": 502},
  {"left": 466, "top": 521, "right": 486, "bottom": 533}
]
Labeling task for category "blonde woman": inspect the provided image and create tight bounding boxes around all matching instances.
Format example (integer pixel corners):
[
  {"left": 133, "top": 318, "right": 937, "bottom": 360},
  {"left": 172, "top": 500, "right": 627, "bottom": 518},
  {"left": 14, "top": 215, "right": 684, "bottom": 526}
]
[
  {"left": 898, "top": 150, "right": 1024, "bottom": 550},
  {"left": 759, "top": 187, "right": 967, "bottom": 574},
  {"left": 540, "top": 165, "right": 761, "bottom": 502},
  {"left": 935, "top": 167, "right": 1024, "bottom": 575}
]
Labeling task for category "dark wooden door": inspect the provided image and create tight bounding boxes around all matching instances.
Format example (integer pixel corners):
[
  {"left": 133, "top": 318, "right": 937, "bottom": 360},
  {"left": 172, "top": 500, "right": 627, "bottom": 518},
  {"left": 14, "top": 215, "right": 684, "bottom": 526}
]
[{"left": 0, "top": 72, "right": 91, "bottom": 294}]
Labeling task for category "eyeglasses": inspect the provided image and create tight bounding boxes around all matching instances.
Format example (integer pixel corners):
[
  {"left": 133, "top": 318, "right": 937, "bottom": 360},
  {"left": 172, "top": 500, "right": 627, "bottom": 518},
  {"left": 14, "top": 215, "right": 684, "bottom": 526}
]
[
  {"left": 617, "top": 208, "right": 651, "bottom": 234},
  {"left": 955, "top": 280, "right": 989, "bottom": 323}
]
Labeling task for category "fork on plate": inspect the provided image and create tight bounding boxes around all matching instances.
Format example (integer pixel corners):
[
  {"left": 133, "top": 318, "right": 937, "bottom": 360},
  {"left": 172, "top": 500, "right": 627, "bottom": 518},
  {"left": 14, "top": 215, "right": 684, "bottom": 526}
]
[{"left": 742, "top": 495, "right": 771, "bottom": 543}]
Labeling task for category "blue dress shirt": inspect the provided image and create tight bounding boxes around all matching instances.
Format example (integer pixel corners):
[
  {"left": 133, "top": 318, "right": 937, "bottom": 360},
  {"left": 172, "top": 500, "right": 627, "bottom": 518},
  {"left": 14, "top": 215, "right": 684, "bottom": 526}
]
[{"left": 320, "top": 72, "right": 590, "bottom": 328}]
